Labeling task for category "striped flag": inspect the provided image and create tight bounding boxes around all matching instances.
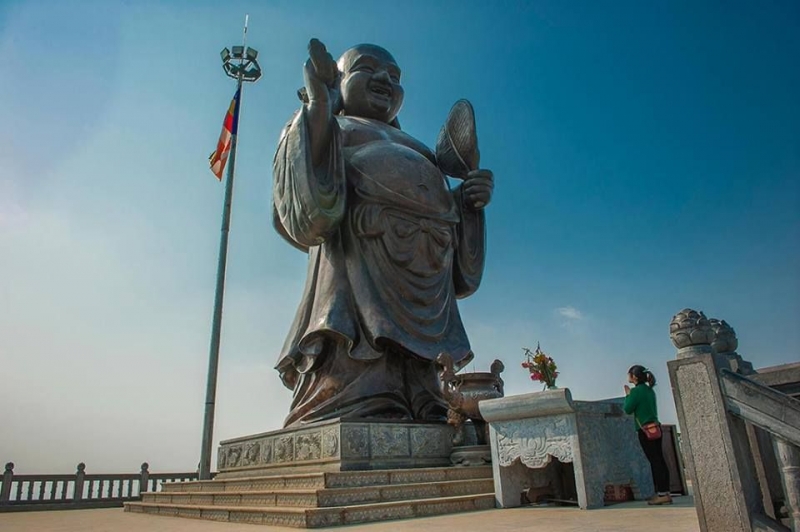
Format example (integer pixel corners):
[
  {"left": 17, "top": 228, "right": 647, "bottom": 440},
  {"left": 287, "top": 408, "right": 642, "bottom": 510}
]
[{"left": 209, "top": 87, "right": 241, "bottom": 180}]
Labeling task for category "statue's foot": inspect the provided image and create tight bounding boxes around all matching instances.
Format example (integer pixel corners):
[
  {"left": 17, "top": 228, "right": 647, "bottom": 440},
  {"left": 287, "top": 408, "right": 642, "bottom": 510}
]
[{"left": 416, "top": 403, "right": 449, "bottom": 422}]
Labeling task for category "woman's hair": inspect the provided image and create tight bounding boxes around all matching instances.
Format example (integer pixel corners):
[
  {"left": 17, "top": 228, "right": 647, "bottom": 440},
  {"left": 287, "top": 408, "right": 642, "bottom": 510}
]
[{"left": 628, "top": 365, "right": 656, "bottom": 387}]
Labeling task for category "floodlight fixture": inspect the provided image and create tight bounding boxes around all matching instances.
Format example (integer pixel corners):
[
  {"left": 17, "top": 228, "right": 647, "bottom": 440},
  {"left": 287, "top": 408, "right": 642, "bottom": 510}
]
[
  {"left": 224, "top": 62, "right": 241, "bottom": 78},
  {"left": 220, "top": 43, "right": 262, "bottom": 82},
  {"left": 242, "top": 65, "right": 261, "bottom": 82}
]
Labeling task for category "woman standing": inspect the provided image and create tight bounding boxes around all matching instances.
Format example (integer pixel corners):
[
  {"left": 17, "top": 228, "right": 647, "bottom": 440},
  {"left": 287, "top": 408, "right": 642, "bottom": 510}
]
[{"left": 624, "top": 365, "right": 672, "bottom": 505}]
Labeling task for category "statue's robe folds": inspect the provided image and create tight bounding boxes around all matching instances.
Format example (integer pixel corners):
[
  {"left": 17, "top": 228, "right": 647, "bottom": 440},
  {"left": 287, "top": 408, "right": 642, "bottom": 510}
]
[{"left": 272, "top": 110, "right": 486, "bottom": 426}]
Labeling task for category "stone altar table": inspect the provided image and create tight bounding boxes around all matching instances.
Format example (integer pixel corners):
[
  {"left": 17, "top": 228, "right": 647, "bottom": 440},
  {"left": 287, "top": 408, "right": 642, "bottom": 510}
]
[{"left": 479, "top": 388, "right": 654, "bottom": 509}]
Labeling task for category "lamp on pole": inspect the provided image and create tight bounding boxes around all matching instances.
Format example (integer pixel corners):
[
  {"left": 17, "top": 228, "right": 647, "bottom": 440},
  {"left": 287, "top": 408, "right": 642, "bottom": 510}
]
[{"left": 199, "top": 41, "right": 261, "bottom": 481}]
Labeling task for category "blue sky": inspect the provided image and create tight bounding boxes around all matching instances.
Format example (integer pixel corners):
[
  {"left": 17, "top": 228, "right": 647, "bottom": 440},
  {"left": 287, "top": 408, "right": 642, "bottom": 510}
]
[{"left": 1, "top": 0, "right": 798, "bottom": 472}]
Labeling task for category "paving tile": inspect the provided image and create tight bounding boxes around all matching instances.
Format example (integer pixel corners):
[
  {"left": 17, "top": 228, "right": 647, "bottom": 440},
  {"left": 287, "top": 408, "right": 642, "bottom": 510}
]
[{"left": 0, "top": 501, "right": 701, "bottom": 532}]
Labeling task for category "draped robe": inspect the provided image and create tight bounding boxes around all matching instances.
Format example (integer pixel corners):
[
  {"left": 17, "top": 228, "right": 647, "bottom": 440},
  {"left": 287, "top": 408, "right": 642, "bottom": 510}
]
[{"left": 272, "top": 109, "right": 486, "bottom": 426}]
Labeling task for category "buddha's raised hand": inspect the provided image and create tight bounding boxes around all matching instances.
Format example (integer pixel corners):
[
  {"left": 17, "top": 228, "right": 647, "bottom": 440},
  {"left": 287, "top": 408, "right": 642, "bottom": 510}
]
[
  {"left": 303, "top": 39, "right": 339, "bottom": 167},
  {"left": 304, "top": 38, "right": 338, "bottom": 104}
]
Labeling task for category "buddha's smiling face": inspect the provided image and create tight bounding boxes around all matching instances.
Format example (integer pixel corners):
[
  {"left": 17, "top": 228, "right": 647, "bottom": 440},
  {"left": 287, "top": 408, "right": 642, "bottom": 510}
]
[{"left": 338, "top": 45, "right": 404, "bottom": 124}]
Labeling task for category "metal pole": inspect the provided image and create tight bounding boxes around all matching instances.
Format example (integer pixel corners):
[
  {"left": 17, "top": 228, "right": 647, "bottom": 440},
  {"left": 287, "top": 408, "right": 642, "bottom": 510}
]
[{"left": 199, "top": 75, "right": 243, "bottom": 481}]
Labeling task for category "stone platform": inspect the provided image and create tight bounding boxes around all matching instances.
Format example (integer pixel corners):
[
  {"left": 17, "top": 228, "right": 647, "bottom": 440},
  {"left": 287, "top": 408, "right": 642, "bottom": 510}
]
[
  {"left": 124, "top": 466, "right": 494, "bottom": 528},
  {"left": 216, "top": 419, "right": 457, "bottom": 478},
  {"left": 124, "top": 419, "right": 496, "bottom": 527}
]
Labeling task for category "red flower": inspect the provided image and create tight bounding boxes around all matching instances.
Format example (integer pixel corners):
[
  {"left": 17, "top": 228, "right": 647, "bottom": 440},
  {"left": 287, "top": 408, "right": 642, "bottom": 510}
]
[{"left": 522, "top": 346, "right": 559, "bottom": 388}]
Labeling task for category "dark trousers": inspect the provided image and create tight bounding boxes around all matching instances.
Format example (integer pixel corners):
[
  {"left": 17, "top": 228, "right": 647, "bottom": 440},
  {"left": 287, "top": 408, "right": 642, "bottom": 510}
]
[{"left": 638, "top": 429, "right": 671, "bottom": 494}]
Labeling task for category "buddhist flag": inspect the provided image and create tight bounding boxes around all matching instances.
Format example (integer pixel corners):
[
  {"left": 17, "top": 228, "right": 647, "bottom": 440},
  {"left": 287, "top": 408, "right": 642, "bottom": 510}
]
[{"left": 209, "top": 87, "right": 241, "bottom": 180}]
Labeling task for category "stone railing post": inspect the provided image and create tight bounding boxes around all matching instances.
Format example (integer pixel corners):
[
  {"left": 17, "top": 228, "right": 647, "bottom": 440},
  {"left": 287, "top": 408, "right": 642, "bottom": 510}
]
[
  {"left": 139, "top": 462, "right": 149, "bottom": 496},
  {"left": 1, "top": 462, "right": 13, "bottom": 503},
  {"left": 666, "top": 309, "right": 766, "bottom": 532},
  {"left": 73, "top": 463, "right": 86, "bottom": 502},
  {"left": 774, "top": 439, "right": 800, "bottom": 530},
  {"left": 711, "top": 317, "right": 783, "bottom": 520}
]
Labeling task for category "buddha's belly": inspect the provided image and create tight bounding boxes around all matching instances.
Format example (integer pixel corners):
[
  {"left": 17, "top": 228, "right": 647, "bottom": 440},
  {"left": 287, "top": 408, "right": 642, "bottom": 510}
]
[{"left": 346, "top": 141, "right": 453, "bottom": 214}]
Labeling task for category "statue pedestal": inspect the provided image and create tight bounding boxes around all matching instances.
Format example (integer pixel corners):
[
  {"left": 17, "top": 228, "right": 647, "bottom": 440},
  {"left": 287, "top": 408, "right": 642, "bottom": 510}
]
[
  {"left": 479, "top": 388, "right": 654, "bottom": 509},
  {"left": 216, "top": 418, "right": 454, "bottom": 479},
  {"left": 129, "top": 418, "right": 495, "bottom": 527}
]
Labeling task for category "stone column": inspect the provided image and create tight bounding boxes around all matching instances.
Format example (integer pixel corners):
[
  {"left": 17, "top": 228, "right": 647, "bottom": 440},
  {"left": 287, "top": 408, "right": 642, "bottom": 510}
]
[
  {"left": 667, "top": 309, "right": 765, "bottom": 532},
  {"left": 1, "top": 463, "right": 13, "bottom": 503},
  {"left": 139, "top": 463, "right": 150, "bottom": 496},
  {"left": 73, "top": 463, "right": 86, "bottom": 502},
  {"left": 774, "top": 439, "right": 800, "bottom": 531}
]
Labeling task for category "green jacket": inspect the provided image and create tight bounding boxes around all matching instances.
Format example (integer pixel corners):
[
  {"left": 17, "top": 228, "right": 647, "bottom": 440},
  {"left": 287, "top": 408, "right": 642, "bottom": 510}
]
[{"left": 623, "top": 383, "right": 659, "bottom": 430}]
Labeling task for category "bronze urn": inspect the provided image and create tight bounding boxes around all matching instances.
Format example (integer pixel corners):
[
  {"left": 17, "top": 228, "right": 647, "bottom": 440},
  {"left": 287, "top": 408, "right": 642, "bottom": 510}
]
[{"left": 436, "top": 352, "right": 504, "bottom": 446}]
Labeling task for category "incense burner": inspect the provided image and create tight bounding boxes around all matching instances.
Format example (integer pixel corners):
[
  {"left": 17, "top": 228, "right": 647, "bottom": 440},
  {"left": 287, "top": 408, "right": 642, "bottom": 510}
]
[{"left": 436, "top": 353, "right": 504, "bottom": 446}]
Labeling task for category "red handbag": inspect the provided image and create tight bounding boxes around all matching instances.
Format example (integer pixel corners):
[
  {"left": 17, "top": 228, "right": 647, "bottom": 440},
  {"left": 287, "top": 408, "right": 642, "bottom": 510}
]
[{"left": 639, "top": 420, "right": 662, "bottom": 440}]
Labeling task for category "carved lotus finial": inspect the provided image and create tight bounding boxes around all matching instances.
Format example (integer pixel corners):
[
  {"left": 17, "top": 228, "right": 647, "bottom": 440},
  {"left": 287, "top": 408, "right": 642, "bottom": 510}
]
[
  {"left": 709, "top": 318, "right": 738, "bottom": 354},
  {"left": 669, "top": 308, "right": 714, "bottom": 349}
]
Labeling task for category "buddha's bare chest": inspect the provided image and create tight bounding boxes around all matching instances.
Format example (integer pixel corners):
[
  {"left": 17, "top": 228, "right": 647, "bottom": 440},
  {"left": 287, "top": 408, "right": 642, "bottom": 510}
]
[
  {"left": 337, "top": 118, "right": 453, "bottom": 215},
  {"left": 339, "top": 117, "right": 436, "bottom": 163}
]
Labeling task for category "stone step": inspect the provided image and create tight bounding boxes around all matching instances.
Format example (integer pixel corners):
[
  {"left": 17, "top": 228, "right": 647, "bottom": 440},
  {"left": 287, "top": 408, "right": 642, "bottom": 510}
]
[
  {"left": 125, "top": 492, "right": 496, "bottom": 528},
  {"left": 161, "top": 465, "right": 492, "bottom": 492},
  {"left": 142, "top": 478, "right": 495, "bottom": 508}
]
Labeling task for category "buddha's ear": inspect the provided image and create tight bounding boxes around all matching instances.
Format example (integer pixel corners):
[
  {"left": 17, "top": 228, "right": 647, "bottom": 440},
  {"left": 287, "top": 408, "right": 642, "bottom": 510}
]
[{"left": 389, "top": 117, "right": 401, "bottom": 129}]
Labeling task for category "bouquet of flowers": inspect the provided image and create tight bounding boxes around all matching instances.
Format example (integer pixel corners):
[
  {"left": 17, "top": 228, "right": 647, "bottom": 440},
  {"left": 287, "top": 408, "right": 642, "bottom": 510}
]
[{"left": 522, "top": 344, "right": 559, "bottom": 390}]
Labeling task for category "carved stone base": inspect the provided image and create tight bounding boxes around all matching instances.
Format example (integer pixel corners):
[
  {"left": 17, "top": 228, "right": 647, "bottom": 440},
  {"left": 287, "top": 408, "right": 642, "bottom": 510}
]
[
  {"left": 216, "top": 418, "right": 454, "bottom": 479},
  {"left": 450, "top": 445, "right": 492, "bottom": 467},
  {"left": 480, "top": 388, "right": 655, "bottom": 510}
]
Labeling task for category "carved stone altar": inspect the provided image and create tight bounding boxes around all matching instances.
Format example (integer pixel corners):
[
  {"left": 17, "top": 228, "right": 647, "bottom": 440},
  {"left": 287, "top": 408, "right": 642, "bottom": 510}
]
[
  {"left": 215, "top": 419, "right": 455, "bottom": 479},
  {"left": 479, "top": 388, "right": 654, "bottom": 509}
]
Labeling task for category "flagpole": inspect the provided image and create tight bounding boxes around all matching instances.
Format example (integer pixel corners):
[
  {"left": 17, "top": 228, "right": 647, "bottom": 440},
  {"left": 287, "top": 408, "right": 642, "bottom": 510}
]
[
  {"left": 199, "top": 15, "right": 260, "bottom": 481},
  {"left": 242, "top": 14, "right": 249, "bottom": 51}
]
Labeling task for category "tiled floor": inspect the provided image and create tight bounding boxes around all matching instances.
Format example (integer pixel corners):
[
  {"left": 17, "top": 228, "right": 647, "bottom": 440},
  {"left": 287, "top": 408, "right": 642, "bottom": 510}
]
[{"left": 0, "top": 497, "right": 700, "bottom": 532}]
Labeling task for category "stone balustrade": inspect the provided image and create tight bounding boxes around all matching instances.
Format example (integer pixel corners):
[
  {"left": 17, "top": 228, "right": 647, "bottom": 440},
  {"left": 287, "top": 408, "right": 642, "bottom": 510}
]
[
  {"left": 0, "top": 462, "right": 205, "bottom": 512},
  {"left": 667, "top": 308, "right": 800, "bottom": 532}
]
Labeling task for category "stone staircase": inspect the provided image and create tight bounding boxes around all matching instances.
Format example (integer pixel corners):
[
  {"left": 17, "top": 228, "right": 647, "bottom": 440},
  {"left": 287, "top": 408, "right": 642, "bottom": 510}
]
[{"left": 124, "top": 466, "right": 495, "bottom": 528}]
